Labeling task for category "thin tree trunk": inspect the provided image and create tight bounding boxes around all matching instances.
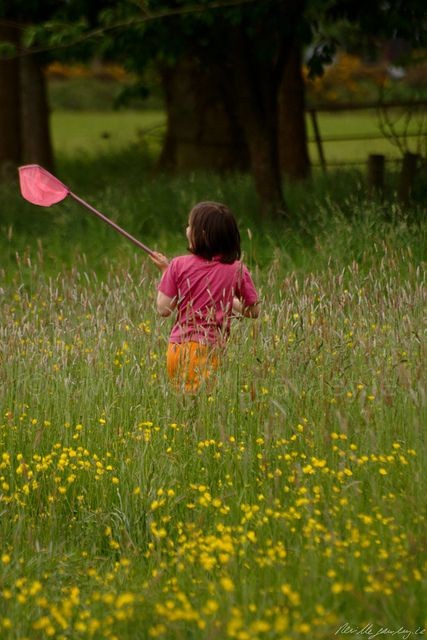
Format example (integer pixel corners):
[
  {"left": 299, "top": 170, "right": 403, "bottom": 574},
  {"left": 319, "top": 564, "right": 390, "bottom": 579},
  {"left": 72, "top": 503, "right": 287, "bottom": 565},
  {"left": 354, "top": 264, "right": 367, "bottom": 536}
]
[
  {"left": 20, "top": 53, "right": 54, "bottom": 170},
  {"left": 229, "top": 29, "right": 287, "bottom": 218},
  {"left": 157, "top": 65, "right": 177, "bottom": 170},
  {"left": 0, "top": 22, "right": 21, "bottom": 181},
  {"left": 279, "top": 43, "right": 310, "bottom": 180}
]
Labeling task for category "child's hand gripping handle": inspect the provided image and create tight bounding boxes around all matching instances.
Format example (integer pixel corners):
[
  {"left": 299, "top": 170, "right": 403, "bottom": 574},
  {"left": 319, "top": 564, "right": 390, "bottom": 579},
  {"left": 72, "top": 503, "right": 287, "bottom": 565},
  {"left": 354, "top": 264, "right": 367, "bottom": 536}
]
[{"left": 150, "top": 251, "right": 170, "bottom": 273}]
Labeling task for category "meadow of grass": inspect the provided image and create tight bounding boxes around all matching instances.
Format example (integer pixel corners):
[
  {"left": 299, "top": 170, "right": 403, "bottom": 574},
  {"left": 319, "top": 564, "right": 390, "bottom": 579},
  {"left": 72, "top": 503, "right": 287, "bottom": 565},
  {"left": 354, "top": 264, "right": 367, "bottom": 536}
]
[
  {"left": 0, "top": 160, "right": 426, "bottom": 639},
  {"left": 49, "top": 108, "right": 424, "bottom": 166},
  {"left": 51, "top": 111, "right": 166, "bottom": 157}
]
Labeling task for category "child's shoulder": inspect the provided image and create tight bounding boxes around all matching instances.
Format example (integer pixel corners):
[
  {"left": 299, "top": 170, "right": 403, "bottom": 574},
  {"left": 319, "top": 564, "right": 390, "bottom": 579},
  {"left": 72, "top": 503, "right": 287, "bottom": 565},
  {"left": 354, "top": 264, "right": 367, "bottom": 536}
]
[
  {"left": 168, "top": 253, "right": 201, "bottom": 274},
  {"left": 170, "top": 254, "right": 197, "bottom": 267},
  {"left": 171, "top": 255, "right": 247, "bottom": 272}
]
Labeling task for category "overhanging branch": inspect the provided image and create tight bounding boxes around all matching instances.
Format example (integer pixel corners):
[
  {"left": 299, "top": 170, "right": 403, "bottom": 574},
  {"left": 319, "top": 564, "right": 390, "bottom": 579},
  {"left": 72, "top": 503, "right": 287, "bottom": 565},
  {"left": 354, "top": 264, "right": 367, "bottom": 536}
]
[{"left": 0, "top": 0, "right": 257, "bottom": 60}]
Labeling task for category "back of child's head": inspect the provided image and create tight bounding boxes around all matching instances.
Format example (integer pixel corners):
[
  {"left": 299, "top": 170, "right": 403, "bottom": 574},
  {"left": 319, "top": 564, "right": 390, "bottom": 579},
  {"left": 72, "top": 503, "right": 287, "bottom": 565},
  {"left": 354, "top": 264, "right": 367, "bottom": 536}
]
[{"left": 189, "top": 201, "right": 241, "bottom": 264}]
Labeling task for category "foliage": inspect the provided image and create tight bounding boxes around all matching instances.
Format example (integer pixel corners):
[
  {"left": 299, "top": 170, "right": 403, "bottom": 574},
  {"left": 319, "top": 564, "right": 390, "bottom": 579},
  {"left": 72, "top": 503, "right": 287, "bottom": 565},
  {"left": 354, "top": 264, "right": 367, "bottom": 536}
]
[
  {"left": 297, "top": 1, "right": 426, "bottom": 83},
  {"left": 305, "top": 52, "right": 427, "bottom": 105},
  {"left": 46, "top": 61, "right": 129, "bottom": 81},
  {"left": 379, "top": 104, "right": 427, "bottom": 161}
]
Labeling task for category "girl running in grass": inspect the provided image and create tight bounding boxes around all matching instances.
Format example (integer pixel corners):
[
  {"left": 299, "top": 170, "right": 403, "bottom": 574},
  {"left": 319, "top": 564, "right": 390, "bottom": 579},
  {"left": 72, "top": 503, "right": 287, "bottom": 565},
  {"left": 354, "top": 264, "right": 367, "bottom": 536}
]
[{"left": 150, "top": 201, "right": 259, "bottom": 392}]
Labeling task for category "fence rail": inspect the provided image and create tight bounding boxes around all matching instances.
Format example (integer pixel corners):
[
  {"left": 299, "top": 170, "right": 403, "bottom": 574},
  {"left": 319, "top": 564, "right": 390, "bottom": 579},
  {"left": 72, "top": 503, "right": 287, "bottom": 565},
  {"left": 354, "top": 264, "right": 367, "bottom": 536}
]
[
  {"left": 307, "top": 99, "right": 427, "bottom": 170},
  {"left": 307, "top": 99, "right": 427, "bottom": 112}
]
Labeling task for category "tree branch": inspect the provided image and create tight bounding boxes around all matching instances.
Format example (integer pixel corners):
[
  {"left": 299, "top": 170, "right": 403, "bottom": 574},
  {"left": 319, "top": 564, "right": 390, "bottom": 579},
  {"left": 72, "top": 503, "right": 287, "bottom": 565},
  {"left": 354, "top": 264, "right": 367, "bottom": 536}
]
[{"left": 0, "top": 0, "right": 257, "bottom": 60}]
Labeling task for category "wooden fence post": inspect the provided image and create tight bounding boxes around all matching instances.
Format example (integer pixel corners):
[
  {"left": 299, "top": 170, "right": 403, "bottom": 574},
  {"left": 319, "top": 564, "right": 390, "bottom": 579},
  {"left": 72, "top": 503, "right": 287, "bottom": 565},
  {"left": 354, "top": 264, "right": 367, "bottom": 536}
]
[
  {"left": 308, "top": 109, "right": 326, "bottom": 172},
  {"left": 367, "top": 154, "right": 385, "bottom": 194},
  {"left": 398, "top": 152, "right": 419, "bottom": 202}
]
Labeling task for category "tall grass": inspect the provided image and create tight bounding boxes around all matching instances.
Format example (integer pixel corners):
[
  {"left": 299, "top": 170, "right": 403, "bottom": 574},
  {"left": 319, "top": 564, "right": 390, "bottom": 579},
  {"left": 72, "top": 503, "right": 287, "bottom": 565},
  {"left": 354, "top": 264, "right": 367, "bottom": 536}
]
[
  {"left": 0, "top": 167, "right": 426, "bottom": 639},
  {"left": 1, "top": 154, "right": 425, "bottom": 276}
]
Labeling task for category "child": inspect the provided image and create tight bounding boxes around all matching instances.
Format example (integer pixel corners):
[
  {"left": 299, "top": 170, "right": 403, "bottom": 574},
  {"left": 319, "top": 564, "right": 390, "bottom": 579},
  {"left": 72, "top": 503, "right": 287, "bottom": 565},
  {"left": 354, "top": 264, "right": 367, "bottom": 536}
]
[{"left": 150, "top": 201, "right": 259, "bottom": 392}]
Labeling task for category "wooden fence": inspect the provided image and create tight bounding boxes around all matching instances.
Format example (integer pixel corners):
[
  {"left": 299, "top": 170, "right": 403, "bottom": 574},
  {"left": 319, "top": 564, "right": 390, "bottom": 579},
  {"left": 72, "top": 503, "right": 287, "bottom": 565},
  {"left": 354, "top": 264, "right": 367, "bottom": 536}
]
[{"left": 306, "top": 99, "right": 427, "bottom": 171}]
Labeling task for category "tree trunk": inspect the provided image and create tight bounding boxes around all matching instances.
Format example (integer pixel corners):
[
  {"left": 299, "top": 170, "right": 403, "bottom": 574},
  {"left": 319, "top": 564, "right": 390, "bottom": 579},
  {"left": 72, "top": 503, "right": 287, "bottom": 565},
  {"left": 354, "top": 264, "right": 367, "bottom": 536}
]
[
  {"left": 157, "top": 65, "right": 177, "bottom": 171},
  {"left": 20, "top": 53, "right": 54, "bottom": 170},
  {"left": 157, "top": 1, "right": 307, "bottom": 219},
  {"left": 157, "top": 56, "right": 248, "bottom": 172},
  {"left": 279, "top": 43, "right": 310, "bottom": 180},
  {"left": 242, "top": 121, "right": 285, "bottom": 219},
  {"left": 229, "top": 30, "right": 287, "bottom": 218},
  {"left": 0, "top": 22, "right": 21, "bottom": 181}
]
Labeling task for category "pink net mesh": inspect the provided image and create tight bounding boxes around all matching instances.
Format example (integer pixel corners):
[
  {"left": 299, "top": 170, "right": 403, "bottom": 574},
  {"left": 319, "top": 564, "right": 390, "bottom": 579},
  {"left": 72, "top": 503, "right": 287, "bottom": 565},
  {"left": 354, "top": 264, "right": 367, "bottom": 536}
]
[{"left": 18, "top": 165, "right": 69, "bottom": 206}]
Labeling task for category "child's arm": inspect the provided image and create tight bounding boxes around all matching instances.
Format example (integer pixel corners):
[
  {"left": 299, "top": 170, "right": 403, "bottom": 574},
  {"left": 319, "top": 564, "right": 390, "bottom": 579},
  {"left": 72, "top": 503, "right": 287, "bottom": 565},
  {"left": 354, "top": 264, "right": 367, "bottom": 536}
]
[
  {"left": 149, "top": 252, "right": 176, "bottom": 316},
  {"left": 157, "top": 291, "right": 177, "bottom": 317},
  {"left": 232, "top": 296, "right": 260, "bottom": 318}
]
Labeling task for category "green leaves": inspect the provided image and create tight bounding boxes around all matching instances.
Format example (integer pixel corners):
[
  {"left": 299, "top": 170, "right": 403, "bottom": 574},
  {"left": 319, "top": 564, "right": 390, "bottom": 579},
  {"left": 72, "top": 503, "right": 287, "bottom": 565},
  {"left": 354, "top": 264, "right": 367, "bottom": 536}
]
[
  {"left": 22, "top": 18, "right": 89, "bottom": 51},
  {"left": 306, "top": 40, "right": 337, "bottom": 79},
  {"left": 0, "top": 41, "right": 16, "bottom": 58},
  {"left": 113, "top": 80, "right": 150, "bottom": 109}
]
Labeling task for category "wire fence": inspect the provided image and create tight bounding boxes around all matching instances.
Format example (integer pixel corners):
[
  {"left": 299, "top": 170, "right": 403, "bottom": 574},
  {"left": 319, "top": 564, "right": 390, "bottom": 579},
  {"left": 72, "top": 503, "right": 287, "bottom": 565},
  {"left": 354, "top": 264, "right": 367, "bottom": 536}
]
[
  {"left": 136, "top": 99, "right": 427, "bottom": 170},
  {"left": 307, "top": 99, "right": 427, "bottom": 170}
]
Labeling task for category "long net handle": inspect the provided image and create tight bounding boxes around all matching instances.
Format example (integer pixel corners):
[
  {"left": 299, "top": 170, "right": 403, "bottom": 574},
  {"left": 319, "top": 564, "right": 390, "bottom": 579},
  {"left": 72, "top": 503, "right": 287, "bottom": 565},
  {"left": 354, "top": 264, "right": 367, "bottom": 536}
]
[{"left": 69, "top": 192, "right": 154, "bottom": 256}]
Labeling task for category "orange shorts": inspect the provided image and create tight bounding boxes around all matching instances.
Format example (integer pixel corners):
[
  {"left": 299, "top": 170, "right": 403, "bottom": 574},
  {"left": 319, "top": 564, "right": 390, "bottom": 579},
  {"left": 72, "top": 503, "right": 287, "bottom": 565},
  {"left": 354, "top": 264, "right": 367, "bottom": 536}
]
[{"left": 166, "top": 342, "right": 220, "bottom": 393}]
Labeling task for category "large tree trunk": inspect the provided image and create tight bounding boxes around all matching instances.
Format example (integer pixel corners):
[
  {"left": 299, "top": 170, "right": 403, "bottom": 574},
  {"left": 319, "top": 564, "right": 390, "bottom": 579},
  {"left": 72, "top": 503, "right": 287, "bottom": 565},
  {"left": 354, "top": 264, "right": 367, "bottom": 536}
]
[
  {"left": 279, "top": 43, "right": 310, "bottom": 180},
  {"left": 157, "top": 1, "right": 307, "bottom": 219},
  {"left": 0, "top": 22, "right": 21, "bottom": 181},
  {"left": 158, "top": 56, "right": 248, "bottom": 172},
  {"left": 20, "top": 54, "right": 54, "bottom": 170}
]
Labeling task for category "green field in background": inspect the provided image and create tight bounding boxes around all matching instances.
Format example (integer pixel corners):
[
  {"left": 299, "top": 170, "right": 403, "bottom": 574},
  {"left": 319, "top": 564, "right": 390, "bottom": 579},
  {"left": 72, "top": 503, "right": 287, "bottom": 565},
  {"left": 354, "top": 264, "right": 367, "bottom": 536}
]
[
  {"left": 307, "top": 110, "right": 424, "bottom": 164},
  {"left": 51, "top": 109, "right": 424, "bottom": 164},
  {"left": 51, "top": 110, "right": 166, "bottom": 156}
]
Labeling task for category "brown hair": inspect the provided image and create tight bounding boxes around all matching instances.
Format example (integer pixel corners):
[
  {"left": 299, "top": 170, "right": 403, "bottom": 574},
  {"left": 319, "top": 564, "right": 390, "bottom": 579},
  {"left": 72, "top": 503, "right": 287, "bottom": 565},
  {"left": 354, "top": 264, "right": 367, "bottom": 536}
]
[{"left": 188, "top": 202, "right": 241, "bottom": 264}]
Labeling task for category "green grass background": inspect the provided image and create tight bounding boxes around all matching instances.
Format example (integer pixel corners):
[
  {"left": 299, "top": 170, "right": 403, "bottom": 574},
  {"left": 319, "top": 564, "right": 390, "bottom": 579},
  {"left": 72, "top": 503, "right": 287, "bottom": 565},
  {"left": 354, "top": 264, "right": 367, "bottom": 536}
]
[
  {"left": 49, "top": 109, "right": 424, "bottom": 164},
  {"left": 51, "top": 111, "right": 165, "bottom": 157}
]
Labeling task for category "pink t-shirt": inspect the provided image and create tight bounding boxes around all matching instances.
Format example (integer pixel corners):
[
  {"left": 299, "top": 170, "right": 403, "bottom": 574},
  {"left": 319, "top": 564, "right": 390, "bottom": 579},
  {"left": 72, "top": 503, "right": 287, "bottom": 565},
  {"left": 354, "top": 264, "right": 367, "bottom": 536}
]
[{"left": 158, "top": 254, "right": 258, "bottom": 344}]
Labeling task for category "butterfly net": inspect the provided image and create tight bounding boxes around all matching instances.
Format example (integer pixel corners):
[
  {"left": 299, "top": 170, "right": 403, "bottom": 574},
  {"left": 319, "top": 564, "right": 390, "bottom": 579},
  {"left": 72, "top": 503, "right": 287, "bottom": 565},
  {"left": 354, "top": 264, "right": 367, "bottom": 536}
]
[{"left": 19, "top": 165, "right": 69, "bottom": 207}]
